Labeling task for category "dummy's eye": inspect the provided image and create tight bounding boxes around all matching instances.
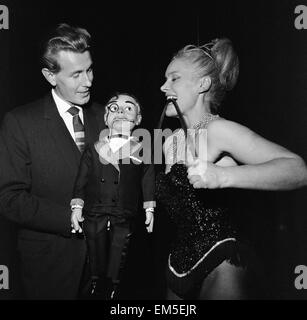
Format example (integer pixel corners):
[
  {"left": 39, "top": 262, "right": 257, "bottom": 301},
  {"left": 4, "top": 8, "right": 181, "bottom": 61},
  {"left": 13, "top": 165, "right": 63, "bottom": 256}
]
[
  {"left": 124, "top": 105, "right": 133, "bottom": 112},
  {"left": 107, "top": 103, "right": 119, "bottom": 112}
]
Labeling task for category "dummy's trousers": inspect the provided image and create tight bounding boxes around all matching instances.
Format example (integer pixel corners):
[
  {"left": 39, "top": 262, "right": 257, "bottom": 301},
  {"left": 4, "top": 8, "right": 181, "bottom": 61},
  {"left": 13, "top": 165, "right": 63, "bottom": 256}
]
[{"left": 83, "top": 213, "right": 133, "bottom": 283}]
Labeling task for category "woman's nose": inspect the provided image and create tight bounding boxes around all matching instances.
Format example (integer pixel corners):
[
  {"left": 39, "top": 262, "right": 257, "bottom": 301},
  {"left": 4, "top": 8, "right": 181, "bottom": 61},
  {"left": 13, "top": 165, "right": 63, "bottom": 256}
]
[{"left": 160, "top": 80, "right": 168, "bottom": 93}]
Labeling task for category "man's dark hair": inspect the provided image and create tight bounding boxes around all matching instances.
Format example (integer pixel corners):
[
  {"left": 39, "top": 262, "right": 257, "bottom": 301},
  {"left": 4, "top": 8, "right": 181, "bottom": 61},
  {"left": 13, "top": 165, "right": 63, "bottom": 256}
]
[{"left": 41, "top": 23, "right": 91, "bottom": 73}]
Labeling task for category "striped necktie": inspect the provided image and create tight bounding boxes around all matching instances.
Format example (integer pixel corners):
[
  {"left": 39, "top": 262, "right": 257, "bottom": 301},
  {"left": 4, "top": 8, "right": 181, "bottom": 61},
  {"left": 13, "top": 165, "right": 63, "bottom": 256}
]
[{"left": 67, "top": 106, "right": 85, "bottom": 152}]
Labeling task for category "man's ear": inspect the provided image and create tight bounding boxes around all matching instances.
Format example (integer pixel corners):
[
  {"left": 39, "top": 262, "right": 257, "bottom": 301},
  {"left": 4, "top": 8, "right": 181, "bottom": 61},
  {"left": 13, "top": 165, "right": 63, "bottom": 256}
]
[
  {"left": 199, "top": 76, "right": 211, "bottom": 94},
  {"left": 41, "top": 68, "right": 57, "bottom": 86},
  {"left": 135, "top": 114, "right": 142, "bottom": 126}
]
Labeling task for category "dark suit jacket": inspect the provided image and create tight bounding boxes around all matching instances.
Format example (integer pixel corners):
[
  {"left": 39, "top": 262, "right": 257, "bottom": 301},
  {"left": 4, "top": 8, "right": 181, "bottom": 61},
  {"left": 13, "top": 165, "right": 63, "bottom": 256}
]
[
  {"left": 0, "top": 93, "right": 104, "bottom": 299},
  {"left": 73, "top": 142, "right": 155, "bottom": 217}
]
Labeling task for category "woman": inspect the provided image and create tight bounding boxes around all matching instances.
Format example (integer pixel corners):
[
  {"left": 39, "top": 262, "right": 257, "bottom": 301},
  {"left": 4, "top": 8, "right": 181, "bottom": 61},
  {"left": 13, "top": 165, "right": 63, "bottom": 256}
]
[{"left": 155, "top": 38, "right": 307, "bottom": 300}]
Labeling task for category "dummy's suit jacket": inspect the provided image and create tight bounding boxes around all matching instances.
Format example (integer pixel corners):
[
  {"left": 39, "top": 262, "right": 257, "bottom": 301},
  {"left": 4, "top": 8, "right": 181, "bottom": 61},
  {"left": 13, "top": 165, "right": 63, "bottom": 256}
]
[
  {"left": 73, "top": 140, "right": 155, "bottom": 216},
  {"left": 0, "top": 93, "right": 104, "bottom": 299}
]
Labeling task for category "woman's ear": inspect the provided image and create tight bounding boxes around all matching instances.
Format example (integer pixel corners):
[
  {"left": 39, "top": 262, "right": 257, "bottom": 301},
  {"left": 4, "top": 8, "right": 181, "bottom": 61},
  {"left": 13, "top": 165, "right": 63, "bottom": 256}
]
[{"left": 199, "top": 76, "right": 211, "bottom": 94}]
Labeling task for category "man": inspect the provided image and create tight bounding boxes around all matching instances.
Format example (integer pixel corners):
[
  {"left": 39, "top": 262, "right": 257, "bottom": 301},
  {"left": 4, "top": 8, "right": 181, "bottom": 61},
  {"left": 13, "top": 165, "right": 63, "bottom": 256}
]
[{"left": 0, "top": 23, "right": 104, "bottom": 299}]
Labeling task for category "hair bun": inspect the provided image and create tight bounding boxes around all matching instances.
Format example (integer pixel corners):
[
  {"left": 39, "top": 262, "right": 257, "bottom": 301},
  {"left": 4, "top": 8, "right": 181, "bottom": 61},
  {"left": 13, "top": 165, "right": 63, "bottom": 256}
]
[{"left": 211, "top": 38, "right": 239, "bottom": 91}]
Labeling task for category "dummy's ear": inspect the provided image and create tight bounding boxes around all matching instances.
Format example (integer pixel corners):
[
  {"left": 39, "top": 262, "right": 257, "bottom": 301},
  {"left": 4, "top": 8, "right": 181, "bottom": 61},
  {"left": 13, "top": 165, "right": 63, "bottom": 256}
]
[
  {"left": 199, "top": 76, "right": 211, "bottom": 94},
  {"left": 41, "top": 68, "right": 57, "bottom": 86},
  {"left": 104, "top": 110, "right": 108, "bottom": 126},
  {"left": 135, "top": 114, "right": 142, "bottom": 126}
]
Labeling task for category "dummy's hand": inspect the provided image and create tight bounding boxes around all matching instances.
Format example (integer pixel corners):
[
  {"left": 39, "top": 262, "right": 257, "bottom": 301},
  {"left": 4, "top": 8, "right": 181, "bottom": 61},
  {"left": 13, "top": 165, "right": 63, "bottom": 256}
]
[
  {"left": 71, "top": 208, "right": 84, "bottom": 233},
  {"left": 187, "top": 158, "right": 227, "bottom": 189},
  {"left": 145, "top": 210, "right": 154, "bottom": 233}
]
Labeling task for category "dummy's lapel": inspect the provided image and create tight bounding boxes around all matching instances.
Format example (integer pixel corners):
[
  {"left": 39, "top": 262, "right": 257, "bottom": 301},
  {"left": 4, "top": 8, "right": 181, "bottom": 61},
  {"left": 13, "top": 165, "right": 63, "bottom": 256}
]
[
  {"left": 43, "top": 94, "right": 81, "bottom": 172},
  {"left": 94, "top": 137, "right": 120, "bottom": 171}
]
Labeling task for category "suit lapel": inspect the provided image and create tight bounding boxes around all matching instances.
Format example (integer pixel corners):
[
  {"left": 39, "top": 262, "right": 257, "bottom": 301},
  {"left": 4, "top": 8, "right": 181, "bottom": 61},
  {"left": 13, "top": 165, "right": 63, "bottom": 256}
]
[{"left": 43, "top": 94, "right": 81, "bottom": 172}]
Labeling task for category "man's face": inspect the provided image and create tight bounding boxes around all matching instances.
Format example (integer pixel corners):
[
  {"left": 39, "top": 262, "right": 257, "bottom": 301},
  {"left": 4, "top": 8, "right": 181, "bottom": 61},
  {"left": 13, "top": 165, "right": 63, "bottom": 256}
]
[{"left": 52, "top": 50, "right": 93, "bottom": 106}]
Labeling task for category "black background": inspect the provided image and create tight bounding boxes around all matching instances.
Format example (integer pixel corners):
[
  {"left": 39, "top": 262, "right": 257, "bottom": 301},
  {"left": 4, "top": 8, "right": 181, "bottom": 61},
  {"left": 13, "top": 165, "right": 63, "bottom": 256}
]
[{"left": 1, "top": 0, "right": 307, "bottom": 300}]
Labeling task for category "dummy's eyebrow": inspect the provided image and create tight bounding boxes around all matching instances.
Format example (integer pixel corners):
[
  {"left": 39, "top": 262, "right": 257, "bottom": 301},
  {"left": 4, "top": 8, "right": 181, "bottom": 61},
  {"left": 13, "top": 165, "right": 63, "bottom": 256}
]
[
  {"left": 125, "top": 101, "right": 137, "bottom": 106},
  {"left": 107, "top": 99, "right": 137, "bottom": 107}
]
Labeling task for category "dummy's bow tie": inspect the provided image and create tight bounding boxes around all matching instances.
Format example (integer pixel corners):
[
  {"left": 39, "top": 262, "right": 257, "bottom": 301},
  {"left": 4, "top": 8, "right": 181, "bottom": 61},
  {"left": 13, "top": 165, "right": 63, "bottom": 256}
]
[{"left": 109, "top": 134, "right": 130, "bottom": 140}]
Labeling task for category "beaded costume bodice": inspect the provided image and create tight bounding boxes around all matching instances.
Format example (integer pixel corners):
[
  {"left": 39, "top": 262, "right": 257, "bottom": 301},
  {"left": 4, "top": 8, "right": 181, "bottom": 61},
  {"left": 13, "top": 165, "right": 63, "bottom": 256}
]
[{"left": 156, "top": 114, "right": 237, "bottom": 274}]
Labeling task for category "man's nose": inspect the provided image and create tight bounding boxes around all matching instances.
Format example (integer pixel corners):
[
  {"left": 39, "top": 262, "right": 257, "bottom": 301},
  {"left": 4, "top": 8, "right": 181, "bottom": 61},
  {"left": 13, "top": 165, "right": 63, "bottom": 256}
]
[{"left": 83, "top": 72, "right": 92, "bottom": 87}]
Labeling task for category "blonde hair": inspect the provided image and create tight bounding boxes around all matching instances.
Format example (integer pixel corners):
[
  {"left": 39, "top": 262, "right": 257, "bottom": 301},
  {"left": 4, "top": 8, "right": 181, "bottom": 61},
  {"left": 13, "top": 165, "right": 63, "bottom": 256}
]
[{"left": 173, "top": 38, "right": 239, "bottom": 112}]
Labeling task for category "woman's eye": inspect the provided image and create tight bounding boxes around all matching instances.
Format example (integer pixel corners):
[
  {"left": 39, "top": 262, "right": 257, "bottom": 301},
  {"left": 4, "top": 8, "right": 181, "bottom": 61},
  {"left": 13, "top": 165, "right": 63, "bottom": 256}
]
[
  {"left": 73, "top": 73, "right": 80, "bottom": 79},
  {"left": 125, "top": 106, "right": 133, "bottom": 112},
  {"left": 172, "top": 77, "right": 178, "bottom": 82}
]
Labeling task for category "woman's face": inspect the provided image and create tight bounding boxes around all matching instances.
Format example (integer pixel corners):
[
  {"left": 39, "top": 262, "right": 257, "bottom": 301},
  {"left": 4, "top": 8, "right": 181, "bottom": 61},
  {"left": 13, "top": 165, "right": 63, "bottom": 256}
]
[{"left": 160, "top": 57, "right": 200, "bottom": 117}]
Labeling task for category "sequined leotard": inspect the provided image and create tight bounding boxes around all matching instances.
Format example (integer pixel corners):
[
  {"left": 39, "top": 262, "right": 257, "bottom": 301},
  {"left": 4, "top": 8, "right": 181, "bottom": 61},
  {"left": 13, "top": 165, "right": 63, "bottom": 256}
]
[{"left": 156, "top": 114, "right": 242, "bottom": 299}]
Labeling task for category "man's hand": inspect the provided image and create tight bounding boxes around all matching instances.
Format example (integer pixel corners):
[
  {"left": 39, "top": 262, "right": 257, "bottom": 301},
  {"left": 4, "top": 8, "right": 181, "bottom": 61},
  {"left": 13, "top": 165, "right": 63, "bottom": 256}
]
[{"left": 71, "top": 208, "right": 84, "bottom": 233}]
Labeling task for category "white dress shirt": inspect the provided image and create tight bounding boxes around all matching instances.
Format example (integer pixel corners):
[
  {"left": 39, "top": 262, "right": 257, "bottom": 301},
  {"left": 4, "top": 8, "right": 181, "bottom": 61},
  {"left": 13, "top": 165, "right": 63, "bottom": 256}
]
[{"left": 51, "top": 89, "right": 84, "bottom": 142}]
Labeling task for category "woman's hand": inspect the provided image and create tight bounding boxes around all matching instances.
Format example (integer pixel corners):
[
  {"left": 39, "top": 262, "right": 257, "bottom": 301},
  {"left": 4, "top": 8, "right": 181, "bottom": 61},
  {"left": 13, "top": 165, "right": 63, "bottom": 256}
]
[{"left": 187, "top": 158, "right": 227, "bottom": 189}]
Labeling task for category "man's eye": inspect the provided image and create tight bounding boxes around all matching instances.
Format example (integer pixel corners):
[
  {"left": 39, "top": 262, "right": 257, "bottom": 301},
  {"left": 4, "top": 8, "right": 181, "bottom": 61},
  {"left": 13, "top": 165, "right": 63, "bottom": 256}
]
[
  {"left": 72, "top": 73, "right": 80, "bottom": 78},
  {"left": 172, "top": 77, "right": 178, "bottom": 82}
]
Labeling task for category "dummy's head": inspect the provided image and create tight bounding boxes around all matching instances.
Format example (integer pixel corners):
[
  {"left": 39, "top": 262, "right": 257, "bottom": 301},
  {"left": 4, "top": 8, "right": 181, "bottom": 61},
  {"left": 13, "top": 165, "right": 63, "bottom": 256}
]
[{"left": 104, "top": 92, "right": 142, "bottom": 134}]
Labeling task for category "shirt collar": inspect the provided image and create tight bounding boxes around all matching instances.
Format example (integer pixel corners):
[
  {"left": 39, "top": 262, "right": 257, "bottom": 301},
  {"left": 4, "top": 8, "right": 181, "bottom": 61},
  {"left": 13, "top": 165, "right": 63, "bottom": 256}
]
[{"left": 51, "top": 89, "right": 82, "bottom": 116}]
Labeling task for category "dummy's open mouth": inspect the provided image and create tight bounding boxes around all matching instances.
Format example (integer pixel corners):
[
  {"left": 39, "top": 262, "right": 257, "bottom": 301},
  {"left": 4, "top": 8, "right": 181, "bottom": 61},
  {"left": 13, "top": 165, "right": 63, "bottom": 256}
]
[
  {"left": 112, "top": 118, "right": 134, "bottom": 125},
  {"left": 113, "top": 118, "right": 127, "bottom": 121}
]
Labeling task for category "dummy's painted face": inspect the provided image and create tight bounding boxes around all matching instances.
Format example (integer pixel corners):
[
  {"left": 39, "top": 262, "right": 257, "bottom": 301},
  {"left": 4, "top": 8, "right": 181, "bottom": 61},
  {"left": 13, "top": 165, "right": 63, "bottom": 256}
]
[
  {"left": 104, "top": 94, "right": 142, "bottom": 132},
  {"left": 160, "top": 57, "right": 200, "bottom": 117}
]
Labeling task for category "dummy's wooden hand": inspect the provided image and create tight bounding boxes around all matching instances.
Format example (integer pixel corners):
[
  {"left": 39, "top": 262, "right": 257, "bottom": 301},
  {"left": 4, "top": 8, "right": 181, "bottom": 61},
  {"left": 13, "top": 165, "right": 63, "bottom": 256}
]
[
  {"left": 145, "top": 210, "right": 154, "bottom": 233},
  {"left": 71, "top": 208, "right": 84, "bottom": 233}
]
